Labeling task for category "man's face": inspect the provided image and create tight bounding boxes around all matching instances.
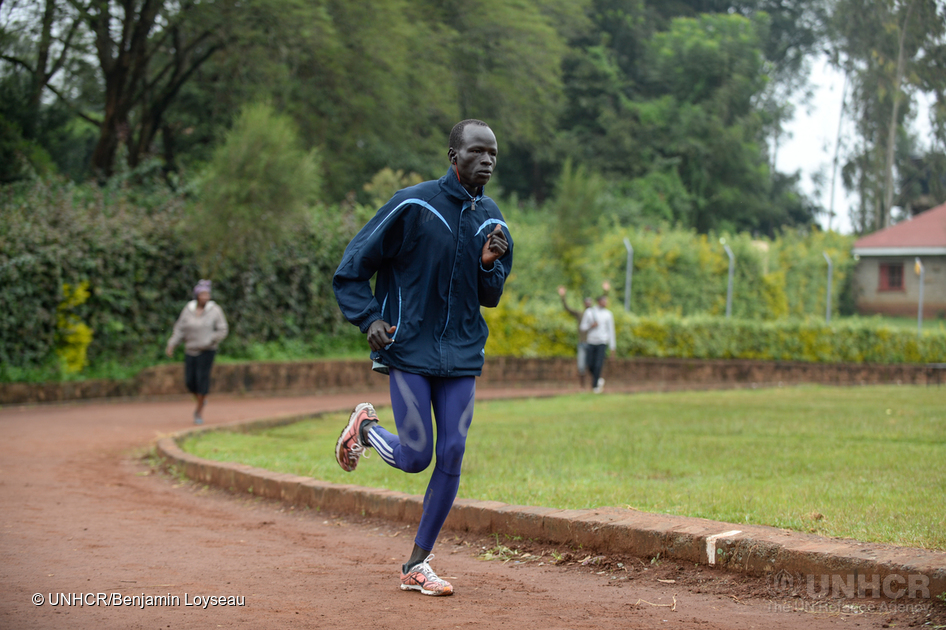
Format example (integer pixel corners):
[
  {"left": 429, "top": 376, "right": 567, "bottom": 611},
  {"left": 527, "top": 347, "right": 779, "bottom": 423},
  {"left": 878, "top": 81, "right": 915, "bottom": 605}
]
[
  {"left": 597, "top": 297, "right": 607, "bottom": 308},
  {"left": 450, "top": 125, "right": 497, "bottom": 192}
]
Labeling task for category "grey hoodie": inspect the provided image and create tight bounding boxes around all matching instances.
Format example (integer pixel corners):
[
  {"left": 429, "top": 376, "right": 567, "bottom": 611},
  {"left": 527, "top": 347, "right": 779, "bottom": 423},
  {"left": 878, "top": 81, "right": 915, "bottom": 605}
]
[{"left": 167, "top": 300, "right": 229, "bottom": 356}]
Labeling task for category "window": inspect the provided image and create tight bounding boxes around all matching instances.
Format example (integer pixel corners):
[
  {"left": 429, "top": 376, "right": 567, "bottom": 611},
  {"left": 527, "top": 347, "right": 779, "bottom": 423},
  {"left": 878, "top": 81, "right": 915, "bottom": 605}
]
[{"left": 878, "top": 263, "right": 904, "bottom": 291}]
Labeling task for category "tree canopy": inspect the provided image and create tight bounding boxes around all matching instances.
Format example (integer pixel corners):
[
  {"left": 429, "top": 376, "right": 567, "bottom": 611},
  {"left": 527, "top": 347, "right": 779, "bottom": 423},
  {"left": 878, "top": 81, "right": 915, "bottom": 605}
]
[{"left": 2, "top": 0, "right": 945, "bottom": 235}]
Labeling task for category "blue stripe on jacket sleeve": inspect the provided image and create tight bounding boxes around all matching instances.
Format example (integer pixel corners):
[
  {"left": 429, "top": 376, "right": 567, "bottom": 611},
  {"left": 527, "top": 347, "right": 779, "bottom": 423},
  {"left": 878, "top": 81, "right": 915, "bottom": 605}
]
[
  {"left": 369, "top": 199, "right": 452, "bottom": 239},
  {"left": 475, "top": 218, "right": 509, "bottom": 236}
]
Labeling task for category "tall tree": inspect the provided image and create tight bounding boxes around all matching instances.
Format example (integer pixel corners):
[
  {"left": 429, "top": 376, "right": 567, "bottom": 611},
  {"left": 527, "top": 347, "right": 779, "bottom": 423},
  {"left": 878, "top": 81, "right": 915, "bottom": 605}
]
[
  {"left": 0, "top": 0, "right": 84, "bottom": 137},
  {"left": 150, "top": 0, "right": 337, "bottom": 176},
  {"left": 647, "top": 13, "right": 773, "bottom": 232},
  {"left": 554, "top": 0, "right": 823, "bottom": 232},
  {"left": 829, "top": 0, "right": 946, "bottom": 231},
  {"left": 1, "top": 0, "right": 100, "bottom": 179},
  {"left": 83, "top": 0, "right": 231, "bottom": 177},
  {"left": 1, "top": 0, "right": 234, "bottom": 178},
  {"left": 646, "top": 0, "right": 829, "bottom": 174},
  {"left": 426, "top": 0, "right": 589, "bottom": 201},
  {"left": 559, "top": 11, "right": 803, "bottom": 233},
  {"left": 437, "top": 0, "right": 583, "bottom": 148}
]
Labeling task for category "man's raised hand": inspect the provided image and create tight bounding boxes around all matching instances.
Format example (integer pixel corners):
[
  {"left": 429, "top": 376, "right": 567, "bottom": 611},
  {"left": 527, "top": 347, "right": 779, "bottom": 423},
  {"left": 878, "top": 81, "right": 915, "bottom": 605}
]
[{"left": 481, "top": 224, "right": 507, "bottom": 269}]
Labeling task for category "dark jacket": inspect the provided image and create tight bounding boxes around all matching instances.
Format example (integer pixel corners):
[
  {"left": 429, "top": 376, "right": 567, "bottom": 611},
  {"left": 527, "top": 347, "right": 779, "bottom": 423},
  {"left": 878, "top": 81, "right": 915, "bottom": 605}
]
[{"left": 333, "top": 168, "right": 513, "bottom": 377}]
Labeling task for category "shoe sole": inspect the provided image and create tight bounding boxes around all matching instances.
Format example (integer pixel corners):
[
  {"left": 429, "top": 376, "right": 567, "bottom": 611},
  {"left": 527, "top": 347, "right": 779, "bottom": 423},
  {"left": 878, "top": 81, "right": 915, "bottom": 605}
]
[
  {"left": 335, "top": 402, "right": 374, "bottom": 472},
  {"left": 400, "top": 584, "right": 453, "bottom": 596}
]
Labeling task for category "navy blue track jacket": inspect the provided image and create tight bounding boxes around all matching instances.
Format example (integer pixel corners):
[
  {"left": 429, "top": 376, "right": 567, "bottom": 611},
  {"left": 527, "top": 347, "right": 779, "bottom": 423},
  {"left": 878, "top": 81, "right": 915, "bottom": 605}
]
[{"left": 333, "top": 168, "right": 513, "bottom": 377}]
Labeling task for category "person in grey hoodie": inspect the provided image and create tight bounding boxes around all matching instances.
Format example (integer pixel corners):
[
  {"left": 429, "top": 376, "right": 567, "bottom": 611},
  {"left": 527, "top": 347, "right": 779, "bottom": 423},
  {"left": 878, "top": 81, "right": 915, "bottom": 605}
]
[{"left": 166, "top": 279, "right": 228, "bottom": 424}]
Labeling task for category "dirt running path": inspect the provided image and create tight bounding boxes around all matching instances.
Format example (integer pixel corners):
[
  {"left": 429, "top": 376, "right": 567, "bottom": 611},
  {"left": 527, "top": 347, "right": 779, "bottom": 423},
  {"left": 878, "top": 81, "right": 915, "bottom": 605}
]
[{"left": 0, "top": 391, "right": 939, "bottom": 629}]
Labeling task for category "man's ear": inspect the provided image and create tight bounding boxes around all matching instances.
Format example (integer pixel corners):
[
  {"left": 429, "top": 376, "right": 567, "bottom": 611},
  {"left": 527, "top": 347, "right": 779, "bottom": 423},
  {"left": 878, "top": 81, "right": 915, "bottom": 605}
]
[{"left": 448, "top": 148, "right": 457, "bottom": 164}]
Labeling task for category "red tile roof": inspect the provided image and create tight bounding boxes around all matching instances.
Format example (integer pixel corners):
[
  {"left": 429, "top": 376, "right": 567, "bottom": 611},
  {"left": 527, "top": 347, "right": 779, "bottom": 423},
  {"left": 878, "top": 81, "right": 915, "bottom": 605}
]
[{"left": 853, "top": 202, "right": 946, "bottom": 251}]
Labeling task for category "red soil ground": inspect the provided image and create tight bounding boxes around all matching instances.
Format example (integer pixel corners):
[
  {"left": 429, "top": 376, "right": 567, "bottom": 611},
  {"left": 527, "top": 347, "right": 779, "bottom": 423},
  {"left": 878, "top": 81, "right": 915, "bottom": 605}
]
[{"left": 1, "top": 390, "right": 943, "bottom": 629}]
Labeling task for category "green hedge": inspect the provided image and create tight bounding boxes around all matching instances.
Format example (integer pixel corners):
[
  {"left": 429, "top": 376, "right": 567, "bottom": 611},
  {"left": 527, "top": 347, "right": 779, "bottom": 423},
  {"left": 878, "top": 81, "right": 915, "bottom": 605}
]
[
  {"left": 0, "top": 178, "right": 935, "bottom": 383},
  {"left": 483, "top": 302, "right": 946, "bottom": 364},
  {"left": 0, "top": 179, "right": 191, "bottom": 374},
  {"left": 0, "top": 178, "right": 355, "bottom": 380},
  {"left": 502, "top": 207, "right": 857, "bottom": 320}
]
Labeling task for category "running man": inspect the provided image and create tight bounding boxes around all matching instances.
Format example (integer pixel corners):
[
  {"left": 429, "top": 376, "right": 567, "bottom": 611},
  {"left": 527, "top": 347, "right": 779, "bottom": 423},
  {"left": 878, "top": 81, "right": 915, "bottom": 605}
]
[{"left": 332, "top": 119, "right": 513, "bottom": 596}]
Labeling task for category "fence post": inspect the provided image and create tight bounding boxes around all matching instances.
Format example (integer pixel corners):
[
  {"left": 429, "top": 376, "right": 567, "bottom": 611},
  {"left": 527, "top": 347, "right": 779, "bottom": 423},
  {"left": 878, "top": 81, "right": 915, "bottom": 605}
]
[
  {"left": 823, "top": 251, "right": 833, "bottom": 323},
  {"left": 722, "top": 239, "right": 734, "bottom": 318},
  {"left": 623, "top": 237, "right": 634, "bottom": 312}
]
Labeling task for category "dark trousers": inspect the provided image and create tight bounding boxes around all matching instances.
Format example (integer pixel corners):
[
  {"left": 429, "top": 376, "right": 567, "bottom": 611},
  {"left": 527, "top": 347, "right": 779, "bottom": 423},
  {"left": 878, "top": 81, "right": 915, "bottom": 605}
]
[
  {"left": 184, "top": 350, "right": 216, "bottom": 395},
  {"left": 586, "top": 344, "right": 608, "bottom": 388}
]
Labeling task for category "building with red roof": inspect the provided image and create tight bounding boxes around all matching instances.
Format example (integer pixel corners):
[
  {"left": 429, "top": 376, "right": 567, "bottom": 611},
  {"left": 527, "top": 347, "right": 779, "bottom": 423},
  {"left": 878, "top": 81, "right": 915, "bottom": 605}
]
[{"left": 852, "top": 203, "right": 946, "bottom": 317}]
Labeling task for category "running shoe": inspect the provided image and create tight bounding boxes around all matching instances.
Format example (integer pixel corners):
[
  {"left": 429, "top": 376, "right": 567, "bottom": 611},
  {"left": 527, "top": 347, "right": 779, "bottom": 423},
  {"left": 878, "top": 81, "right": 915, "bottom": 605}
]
[
  {"left": 334, "top": 402, "right": 376, "bottom": 472},
  {"left": 400, "top": 554, "right": 453, "bottom": 596}
]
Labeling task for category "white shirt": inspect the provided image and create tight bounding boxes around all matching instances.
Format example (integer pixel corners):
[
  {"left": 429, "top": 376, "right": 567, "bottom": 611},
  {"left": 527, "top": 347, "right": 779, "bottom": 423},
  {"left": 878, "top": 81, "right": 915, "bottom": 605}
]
[{"left": 579, "top": 305, "right": 616, "bottom": 350}]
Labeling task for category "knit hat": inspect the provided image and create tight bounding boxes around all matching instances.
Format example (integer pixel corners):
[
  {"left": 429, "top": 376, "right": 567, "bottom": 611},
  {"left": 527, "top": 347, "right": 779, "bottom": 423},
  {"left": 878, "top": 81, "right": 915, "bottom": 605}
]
[{"left": 193, "top": 279, "right": 212, "bottom": 296}]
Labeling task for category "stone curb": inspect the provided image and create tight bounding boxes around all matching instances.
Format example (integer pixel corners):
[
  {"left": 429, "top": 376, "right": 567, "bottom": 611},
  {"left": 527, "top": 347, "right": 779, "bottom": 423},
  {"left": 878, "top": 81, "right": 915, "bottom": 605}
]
[
  {"left": 155, "top": 409, "right": 946, "bottom": 602},
  {"left": 7, "top": 356, "right": 944, "bottom": 406}
]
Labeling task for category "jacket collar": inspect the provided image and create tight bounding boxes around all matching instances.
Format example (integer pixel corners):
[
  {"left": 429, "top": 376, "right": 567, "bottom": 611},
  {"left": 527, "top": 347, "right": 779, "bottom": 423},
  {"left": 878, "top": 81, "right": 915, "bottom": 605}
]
[
  {"left": 187, "top": 300, "right": 217, "bottom": 312},
  {"left": 441, "top": 167, "right": 485, "bottom": 204}
]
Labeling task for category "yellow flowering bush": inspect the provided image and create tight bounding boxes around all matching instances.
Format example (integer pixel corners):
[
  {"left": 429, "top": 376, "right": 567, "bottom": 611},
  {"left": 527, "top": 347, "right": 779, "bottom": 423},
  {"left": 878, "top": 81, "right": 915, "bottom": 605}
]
[{"left": 56, "top": 281, "right": 94, "bottom": 373}]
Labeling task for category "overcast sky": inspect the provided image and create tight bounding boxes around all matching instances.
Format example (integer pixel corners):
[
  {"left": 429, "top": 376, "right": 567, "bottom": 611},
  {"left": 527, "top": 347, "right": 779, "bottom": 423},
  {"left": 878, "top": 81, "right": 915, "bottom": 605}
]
[
  {"left": 775, "top": 59, "right": 853, "bottom": 234},
  {"left": 776, "top": 58, "right": 936, "bottom": 235}
]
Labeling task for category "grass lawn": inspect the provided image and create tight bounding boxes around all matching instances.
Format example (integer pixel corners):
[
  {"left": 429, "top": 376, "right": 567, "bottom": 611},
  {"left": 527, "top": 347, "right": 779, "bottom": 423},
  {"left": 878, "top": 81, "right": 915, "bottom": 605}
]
[{"left": 180, "top": 385, "right": 946, "bottom": 550}]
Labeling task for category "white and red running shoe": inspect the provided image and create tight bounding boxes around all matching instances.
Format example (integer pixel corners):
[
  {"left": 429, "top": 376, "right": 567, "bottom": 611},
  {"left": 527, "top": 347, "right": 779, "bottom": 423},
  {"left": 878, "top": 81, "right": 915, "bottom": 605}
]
[
  {"left": 334, "top": 402, "right": 376, "bottom": 472},
  {"left": 400, "top": 554, "right": 454, "bottom": 596}
]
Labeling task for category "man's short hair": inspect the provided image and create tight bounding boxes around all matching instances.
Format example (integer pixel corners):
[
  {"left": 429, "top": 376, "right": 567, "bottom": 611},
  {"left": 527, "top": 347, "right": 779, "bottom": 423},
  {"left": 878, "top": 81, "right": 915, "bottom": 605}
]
[{"left": 449, "top": 119, "right": 490, "bottom": 151}]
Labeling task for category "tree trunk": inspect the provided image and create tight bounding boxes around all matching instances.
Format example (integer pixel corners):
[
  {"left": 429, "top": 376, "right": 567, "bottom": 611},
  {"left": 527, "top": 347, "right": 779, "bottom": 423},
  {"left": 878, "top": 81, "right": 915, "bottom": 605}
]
[
  {"left": 881, "top": 0, "right": 916, "bottom": 229},
  {"left": 90, "top": 62, "right": 135, "bottom": 179},
  {"left": 87, "top": 0, "right": 162, "bottom": 177},
  {"left": 26, "top": 0, "right": 57, "bottom": 137},
  {"left": 161, "top": 123, "right": 177, "bottom": 177},
  {"left": 85, "top": 0, "right": 220, "bottom": 177},
  {"left": 90, "top": 108, "right": 126, "bottom": 179},
  {"left": 828, "top": 73, "right": 848, "bottom": 232}
]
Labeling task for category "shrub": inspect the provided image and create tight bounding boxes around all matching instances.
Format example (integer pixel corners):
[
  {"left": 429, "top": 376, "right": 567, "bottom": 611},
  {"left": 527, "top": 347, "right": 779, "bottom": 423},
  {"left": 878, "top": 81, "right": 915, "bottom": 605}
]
[
  {"left": 187, "top": 102, "right": 323, "bottom": 276},
  {"left": 484, "top": 302, "right": 946, "bottom": 364},
  {"left": 55, "top": 281, "right": 93, "bottom": 373},
  {"left": 0, "top": 176, "right": 355, "bottom": 380}
]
